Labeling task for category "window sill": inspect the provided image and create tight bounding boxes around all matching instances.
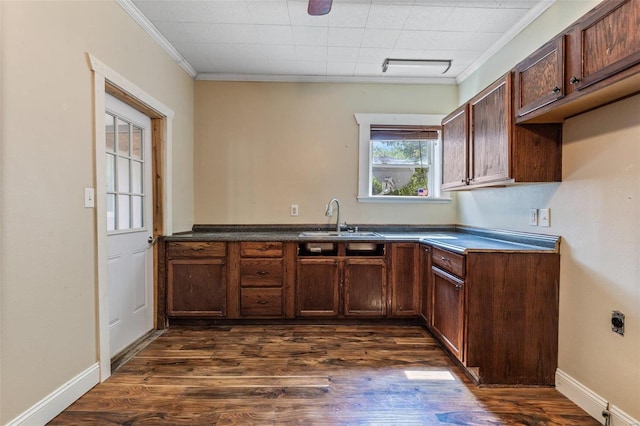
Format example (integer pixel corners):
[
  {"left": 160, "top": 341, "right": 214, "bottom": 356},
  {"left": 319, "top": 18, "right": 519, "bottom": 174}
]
[{"left": 357, "top": 196, "right": 451, "bottom": 204}]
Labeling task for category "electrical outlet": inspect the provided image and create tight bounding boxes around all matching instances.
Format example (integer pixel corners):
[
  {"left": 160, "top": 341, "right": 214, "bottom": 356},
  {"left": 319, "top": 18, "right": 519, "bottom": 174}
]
[
  {"left": 529, "top": 209, "right": 538, "bottom": 226},
  {"left": 290, "top": 204, "right": 299, "bottom": 216},
  {"left": 612, "top": 311, "right": 625, "bottom": 336},
  {"left": 539, "top": 208, "right": 550, "bottom": 227}
]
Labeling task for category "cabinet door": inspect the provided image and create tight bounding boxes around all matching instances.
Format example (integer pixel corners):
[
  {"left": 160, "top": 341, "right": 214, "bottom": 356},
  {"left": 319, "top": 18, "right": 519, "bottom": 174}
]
[
  {"left": 469, "top": 74, "right": 511, "bottom": 186},
  {"left": 167, "top": 259, "right": 226, "bottom": 317},
  {"left": 296, "top": 259, "right": 340, "bottom": 317},
  {"left": 514, "top": 36, "right": 565, "bottom": 118},
  {"left": 419, "top": 246, "right": 432, "bottom": 325},
  {"left": 441, "top": 104, "right": 469, "bottom": 190},
  {"left": 389, "top": 243, "right": 419, "bottom": 317},
  {"left": 431, "top": 267, "right": 464, "bottom": 361},
  {"left": 344, "top": 259, "right": 386, "bottom": 317},
  {"left": 574, "top": 0, "right": 640, "bottom": 90}
]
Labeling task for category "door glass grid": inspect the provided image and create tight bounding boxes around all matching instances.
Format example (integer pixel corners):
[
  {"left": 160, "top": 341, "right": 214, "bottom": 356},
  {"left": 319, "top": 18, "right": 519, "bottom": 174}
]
[{"left": 106, "top": 112, "right": 145, "bottom": 232}]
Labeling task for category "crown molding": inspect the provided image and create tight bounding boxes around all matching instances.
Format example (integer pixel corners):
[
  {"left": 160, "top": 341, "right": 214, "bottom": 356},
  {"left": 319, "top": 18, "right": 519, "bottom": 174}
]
[{"left": 115, "top": 0, "right": 197, "bottom": 78}]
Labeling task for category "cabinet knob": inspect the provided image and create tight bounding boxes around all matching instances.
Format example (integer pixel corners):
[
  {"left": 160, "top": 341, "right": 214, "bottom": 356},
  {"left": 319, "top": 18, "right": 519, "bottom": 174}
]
[
  {"left": 257, "top": 300, "right": 268, "bottom": 305},
  {"left": 455, "top": 284, "right": 462, "bottom": 290},
  {"left": 570, "top": 76, "right": 580, "bottom": 85},
  {"left": 256, "top": 271, "right": 268, "bottom": 276},
  {"left": 551, "top": 86, "right": 561, "bottom": 94}
]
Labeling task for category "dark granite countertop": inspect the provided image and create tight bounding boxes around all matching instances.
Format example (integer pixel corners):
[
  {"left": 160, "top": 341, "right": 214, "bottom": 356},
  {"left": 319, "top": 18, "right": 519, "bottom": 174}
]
[{"left": 164, "top": 225, "right": 560, "bottom": 255}]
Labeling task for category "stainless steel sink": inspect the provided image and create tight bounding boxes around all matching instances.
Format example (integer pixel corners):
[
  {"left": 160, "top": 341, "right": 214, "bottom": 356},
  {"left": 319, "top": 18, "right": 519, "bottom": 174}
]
[{"left": 299, "top": 231, "right": 381, "bottom": 237}]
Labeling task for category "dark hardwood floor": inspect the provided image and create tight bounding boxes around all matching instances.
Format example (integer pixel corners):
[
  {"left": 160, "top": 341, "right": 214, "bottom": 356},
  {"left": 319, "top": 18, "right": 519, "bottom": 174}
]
[{"left": 50, "top": 324, "right": 598, "bottom": 425}]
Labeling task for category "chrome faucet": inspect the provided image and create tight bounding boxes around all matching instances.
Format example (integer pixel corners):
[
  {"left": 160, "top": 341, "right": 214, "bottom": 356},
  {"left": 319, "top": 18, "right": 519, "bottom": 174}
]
[{"left": 325, "top": 198, "right": 341, "bottom": 232}]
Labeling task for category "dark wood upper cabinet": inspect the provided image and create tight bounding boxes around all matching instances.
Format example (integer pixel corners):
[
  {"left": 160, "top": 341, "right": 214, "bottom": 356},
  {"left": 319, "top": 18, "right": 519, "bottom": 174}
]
[
  {"left": 515, "top": 0, "right": 640, "bottom": 123},
  {"left": 469, "top": 75, "right": 511, "bottom": 187},
  {"left": 441, "top": 73, "right": 562, "bottom": 191},
  {"left": 574, "top": 0, "right": 640, "bottom": 90},
  {"left": 514, "top": 35, "right": 565, "bottom": 117},
  {"left": 441, "top": 104, "right": 469, "bottom": 191}
]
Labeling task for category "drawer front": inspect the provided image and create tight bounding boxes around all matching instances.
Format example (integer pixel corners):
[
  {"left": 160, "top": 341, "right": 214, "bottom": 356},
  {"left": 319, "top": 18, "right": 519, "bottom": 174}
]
[
  {"left": 240, "top": 259, "right": 283, "bottom": 287},
  {"left": 240, "top": 242, "right": 283, "bottom": 258},
  {"left": 240, "top": 287, "right": 284, "bottom": 316},
  {"left": 432, "top": 247, "right": 465, "bottom": 278},
  {"left": 167, "top": 241, "right": 226, "bottom": 258}
]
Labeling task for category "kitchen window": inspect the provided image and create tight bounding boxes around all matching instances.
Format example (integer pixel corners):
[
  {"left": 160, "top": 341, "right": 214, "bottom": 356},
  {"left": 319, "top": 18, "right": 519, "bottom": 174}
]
[{"left": 355, "top": 113, "right": 449, "bottom": 203}]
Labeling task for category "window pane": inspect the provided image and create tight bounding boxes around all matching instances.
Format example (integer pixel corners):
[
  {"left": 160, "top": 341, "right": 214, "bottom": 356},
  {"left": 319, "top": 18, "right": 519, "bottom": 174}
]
[
  {"left": 371, "top": 140, "right": 432, "bottom": 196},
  {"left": 117, "top": 118, "right": 130, "bottom": 156},
  {"left": 132, "top": 126, "right": 143, "bottom": 160},
  {"left": 107, "top": 194, "right": 116, "bottom": 231},
  {"left": 131, "top": 161, "right": 143, "bottom": 194},
  {"left": 117, "top": 157, "right": 130, "bottom": 192},
  {"left": 118, "top": 194, "right": 131, "bottom": 230},
  {"left": 132, "top": 195, "right": 143, "bottom": 229},
  {"left": 105, "top": 113, "right": 115, "bottom": 152},
  {"left": 106, "top": 154, "right": 116, "bottom": 192}
]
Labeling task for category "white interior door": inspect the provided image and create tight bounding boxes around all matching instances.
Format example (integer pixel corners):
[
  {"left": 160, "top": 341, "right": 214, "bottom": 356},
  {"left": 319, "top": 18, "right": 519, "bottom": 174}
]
[{"left": 105, "top": 94, "right": 154, "bottom": 358}]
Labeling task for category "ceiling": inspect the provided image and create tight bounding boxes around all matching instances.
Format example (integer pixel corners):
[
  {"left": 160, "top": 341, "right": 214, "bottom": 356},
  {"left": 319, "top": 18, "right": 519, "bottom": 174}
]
[{"left": 124, "top": 0, "right": 554, "bottom": 84}]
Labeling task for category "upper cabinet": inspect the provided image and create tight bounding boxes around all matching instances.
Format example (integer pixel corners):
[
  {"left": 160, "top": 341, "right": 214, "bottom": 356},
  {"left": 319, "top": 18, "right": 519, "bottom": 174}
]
[
  {"left": 514, "top": 35, "right": 565, "bottom": 118},
  {"left": 516, "top": 0, "right": 640, "bottom": 123},
  {"left": 441, "top": 73, "right": 562, "bottom": 191}
]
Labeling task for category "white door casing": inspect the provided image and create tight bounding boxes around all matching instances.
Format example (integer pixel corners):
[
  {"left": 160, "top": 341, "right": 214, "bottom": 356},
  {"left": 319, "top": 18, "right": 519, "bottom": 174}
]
[
  {"left": 105, "top": 94, "right": 153, "bottom": 357},
  {"left": 90, "top": 53, "right": 174, "bottom": 381}
]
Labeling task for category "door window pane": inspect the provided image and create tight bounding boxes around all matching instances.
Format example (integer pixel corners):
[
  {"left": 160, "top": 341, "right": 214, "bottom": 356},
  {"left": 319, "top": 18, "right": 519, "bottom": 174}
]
[
  {"left": 107, "top": 194, "right": 116, "bottom": 231},
  {"left": 105, "top": 113, "right": 115, "bottom": 152},
  {"left": 132, "top": 196, "right": 143, "bottom": 228},
  {"left": 117, "top": 118, "right": 130, "bottom": 155},
  {"left": 118, "top": 194, "right": 131, "bottom": 230},
  {"left": 132, "top": 126, "right": 142, "bottom": 160},
  {"left": 131, "top": 161, "right": 142, "bottom": 194},
  {"left": 106, "top": 154, "right": 116, "bottom": 192},
  {"left": 117, "top": 157, "right": 130, "bottom": 193}
]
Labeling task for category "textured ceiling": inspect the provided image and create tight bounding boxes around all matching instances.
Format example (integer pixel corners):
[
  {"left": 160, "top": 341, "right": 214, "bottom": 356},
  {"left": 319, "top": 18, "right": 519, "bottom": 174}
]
[{"left": 127, "top": 0, "right": 553, "bottom": 83}]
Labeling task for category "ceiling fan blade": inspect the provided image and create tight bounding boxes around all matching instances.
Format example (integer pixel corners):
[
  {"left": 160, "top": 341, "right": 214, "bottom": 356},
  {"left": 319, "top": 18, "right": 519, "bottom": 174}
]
[{"left": 308, "top": 0, "right": 333, "bottom": 16}]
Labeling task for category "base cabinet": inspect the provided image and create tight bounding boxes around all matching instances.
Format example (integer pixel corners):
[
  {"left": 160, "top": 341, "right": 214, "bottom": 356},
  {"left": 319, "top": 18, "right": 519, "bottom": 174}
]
[
  {"left": 344, "top": 259, "right": 386, "bottom": 317},
  {"left": 296, "top": 259, "right": 340, "bottom": 317},
  {"left": 388, "top": 243, "right": 420, "bottom": 317},
  {"left": 431, "top": 267, "right": 465, "bottom": 361},
  {"left": 166, "top": 242, "right": 227, "bottom": 317},
  {"left": 425, "top": 245, "right": 560, "bottom": 386}
]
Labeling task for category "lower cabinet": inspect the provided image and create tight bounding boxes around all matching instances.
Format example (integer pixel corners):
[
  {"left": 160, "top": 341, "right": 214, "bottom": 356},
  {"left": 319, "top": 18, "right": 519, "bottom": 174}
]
[
  {"left": 344, "top": 259, "right": 386, "bottom": 317},
  {"left": 430, "top": 267, "right": 464, "bottom": 361},
  {"left": 419, "top": 245, "right": 432, "bottom": 324},
  {"left": 296, "top": 258, "right": 340, "bottom": 317},
  {"left": 389, "top": 243, "right": 420, "bottom": 317},
  {"left": 296, "top": 244, "right": 387, "bottom": 318},
  {"left": 425, "top": 245, "right": 560, "bottom": 386},
  {"left": 166, "top": 242, "right": 227, "bottom": 317}
]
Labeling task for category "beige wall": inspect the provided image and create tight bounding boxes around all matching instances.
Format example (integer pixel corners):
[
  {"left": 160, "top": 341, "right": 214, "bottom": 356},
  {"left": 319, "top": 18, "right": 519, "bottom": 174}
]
[
  {"left": 457, "top": 0, "right": 640, "bottom": 419},
  {"left": 0, "top": 1, "right": 194, "bottom": 423},
  {"left": 194, "top": 81, "right": 458, "bottom": 225}
]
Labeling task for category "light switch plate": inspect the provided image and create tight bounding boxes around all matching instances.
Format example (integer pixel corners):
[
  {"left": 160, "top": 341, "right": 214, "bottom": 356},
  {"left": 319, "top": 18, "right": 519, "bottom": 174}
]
[
  {"left": 539, "top": 208, "right": 550, "bottom": 227},
  {"left": 84, "top": 188, "right": 95, "bottom": 208},
  {"left": 529, "top": 209, "right": 538, "bottom": 226},
  {"left": 290, "top": 204, "right": 299, "bottom": 216}
]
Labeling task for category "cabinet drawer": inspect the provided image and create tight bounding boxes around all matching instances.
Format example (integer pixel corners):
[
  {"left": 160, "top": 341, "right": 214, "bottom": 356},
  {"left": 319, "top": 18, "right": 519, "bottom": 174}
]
[
  {"left": 240, "top": 259, "right": 283, "bottom": 287},
  {"left": 240, "top": 287, "right": 283, "bottom": 316},
  {"left": 240, "top": 242, "right": 283, "bottom": 258},
  {"left": 432, "top": 247, "right": 465, "bottom": 278},
  {"left": 167, "top": 241, "right": 226, "bottom": 258}
]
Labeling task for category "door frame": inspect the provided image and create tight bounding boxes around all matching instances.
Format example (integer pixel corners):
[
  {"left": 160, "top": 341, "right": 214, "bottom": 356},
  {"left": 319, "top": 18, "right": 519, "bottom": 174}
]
[{"left": 89, "top": 53, "right": 175, "bottom": 382}]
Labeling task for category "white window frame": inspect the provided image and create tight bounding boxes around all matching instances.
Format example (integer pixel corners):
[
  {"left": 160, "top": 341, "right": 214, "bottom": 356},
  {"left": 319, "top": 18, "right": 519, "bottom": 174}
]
[{"left": 354, "top": 113, "right": 450, "bottom": 203}]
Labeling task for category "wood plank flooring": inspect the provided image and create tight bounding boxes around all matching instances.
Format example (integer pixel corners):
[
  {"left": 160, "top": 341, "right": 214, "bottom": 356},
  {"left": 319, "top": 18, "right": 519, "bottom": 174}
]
[{"left": 50, "top": 325, "right": 598, "bottom": 425}]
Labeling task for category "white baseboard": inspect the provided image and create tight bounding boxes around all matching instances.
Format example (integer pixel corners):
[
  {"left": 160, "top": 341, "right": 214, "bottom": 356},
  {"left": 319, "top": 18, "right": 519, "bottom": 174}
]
[
  {"left": 556, "top": 369, "right": 639, "bottom": 426},
  {"left": 6, "top": 363, "right": 100, "bottom": 426}
]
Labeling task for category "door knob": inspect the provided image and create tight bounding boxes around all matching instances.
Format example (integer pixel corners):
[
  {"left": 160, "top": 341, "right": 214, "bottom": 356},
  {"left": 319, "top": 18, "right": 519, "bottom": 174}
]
[{"left": 147, "top": 236, "right": 157, "bottom": 245}]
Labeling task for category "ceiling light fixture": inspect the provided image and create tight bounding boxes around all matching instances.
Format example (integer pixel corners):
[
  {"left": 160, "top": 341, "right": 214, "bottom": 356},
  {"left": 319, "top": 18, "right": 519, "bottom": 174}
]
[{"left": 382, "top": 59, "right": 452, "bottom": 74}]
